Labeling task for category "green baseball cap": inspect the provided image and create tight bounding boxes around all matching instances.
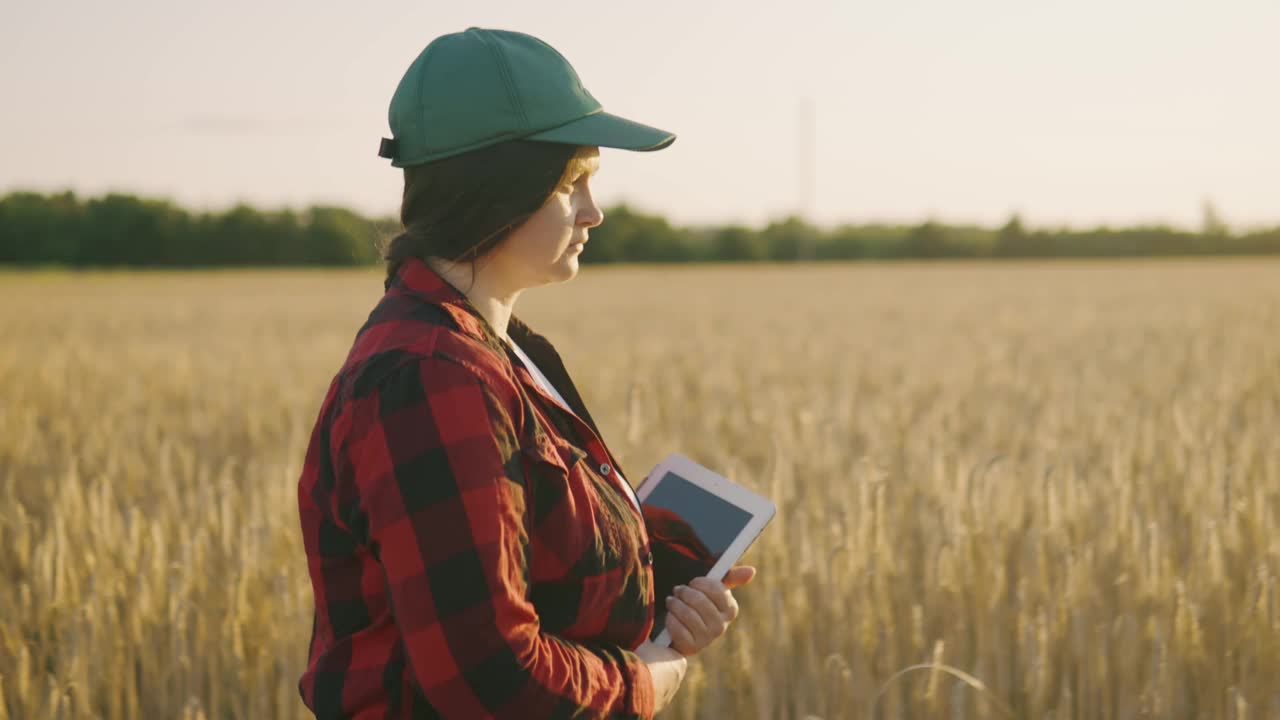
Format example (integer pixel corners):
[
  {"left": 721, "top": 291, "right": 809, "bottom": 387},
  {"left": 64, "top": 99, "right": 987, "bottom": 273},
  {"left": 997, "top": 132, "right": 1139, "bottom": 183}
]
[{"left": 378, "top": 27, "right": 676, "bottom": 167}]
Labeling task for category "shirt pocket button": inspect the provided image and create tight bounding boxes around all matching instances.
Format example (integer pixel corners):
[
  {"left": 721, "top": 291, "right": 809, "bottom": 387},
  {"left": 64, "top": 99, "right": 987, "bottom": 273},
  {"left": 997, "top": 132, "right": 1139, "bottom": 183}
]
[{"left": 599, "top": 463, "right": 612, "bottom": 476}]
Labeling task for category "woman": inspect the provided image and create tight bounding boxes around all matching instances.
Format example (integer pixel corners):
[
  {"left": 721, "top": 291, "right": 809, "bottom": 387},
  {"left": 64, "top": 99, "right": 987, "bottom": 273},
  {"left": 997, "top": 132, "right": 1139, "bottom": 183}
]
[{"left": 296, "top": 28, "right": 756, "bottom": 719}]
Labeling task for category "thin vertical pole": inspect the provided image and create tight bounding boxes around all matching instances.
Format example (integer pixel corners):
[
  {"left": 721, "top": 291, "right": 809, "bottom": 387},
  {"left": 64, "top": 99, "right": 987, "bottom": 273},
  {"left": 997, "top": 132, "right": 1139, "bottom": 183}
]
[{"left": 798, "top": 97, "right": 816, "bottom": 259}]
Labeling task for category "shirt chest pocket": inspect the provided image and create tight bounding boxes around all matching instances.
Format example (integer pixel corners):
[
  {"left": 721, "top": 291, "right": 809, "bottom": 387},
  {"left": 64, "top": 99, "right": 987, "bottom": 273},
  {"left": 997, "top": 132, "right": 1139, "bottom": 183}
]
[
  {"left": 520, "top": 433, "right": 636, "bottom": 581},
  {"left": 519, "top": 432, "right": 651, "bottom": 635}
]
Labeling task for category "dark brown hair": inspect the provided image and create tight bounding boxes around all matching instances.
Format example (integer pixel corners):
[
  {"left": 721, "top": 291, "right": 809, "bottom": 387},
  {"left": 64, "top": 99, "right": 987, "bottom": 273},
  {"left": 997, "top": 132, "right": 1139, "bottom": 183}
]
[{"left": 377, "top": 140, "right": 590, "bottom": 283}]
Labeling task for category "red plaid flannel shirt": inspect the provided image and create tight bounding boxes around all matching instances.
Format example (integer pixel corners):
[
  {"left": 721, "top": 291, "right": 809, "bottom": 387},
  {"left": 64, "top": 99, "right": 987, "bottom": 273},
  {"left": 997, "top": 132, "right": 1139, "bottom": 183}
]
[{"left": 297, "top": 256, "right": 664, "bottom": 719}]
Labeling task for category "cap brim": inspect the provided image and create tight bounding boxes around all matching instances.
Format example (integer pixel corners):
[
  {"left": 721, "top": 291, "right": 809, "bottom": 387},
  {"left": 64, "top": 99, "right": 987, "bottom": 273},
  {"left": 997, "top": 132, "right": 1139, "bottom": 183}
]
[{"left": 525, "top": 111, "right": 676, "bottom": 152}]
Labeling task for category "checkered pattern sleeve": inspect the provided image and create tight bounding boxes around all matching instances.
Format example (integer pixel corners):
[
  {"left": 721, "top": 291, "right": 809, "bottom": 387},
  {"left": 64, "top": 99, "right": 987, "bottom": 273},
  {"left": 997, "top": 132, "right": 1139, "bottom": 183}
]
[{"left": 336, "top": 353, "right": 656, "bottom": 719}]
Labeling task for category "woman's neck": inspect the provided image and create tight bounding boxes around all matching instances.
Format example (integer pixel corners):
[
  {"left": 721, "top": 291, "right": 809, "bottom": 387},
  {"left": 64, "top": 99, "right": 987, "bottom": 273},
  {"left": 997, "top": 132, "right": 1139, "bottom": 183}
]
[{"left": 425, "top": 257, "right": 521, "bottom": 341}]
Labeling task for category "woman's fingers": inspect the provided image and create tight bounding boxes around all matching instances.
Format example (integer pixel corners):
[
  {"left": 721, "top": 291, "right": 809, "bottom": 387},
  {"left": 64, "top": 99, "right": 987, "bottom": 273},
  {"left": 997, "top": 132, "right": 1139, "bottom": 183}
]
[
  {"left": 666, "top": 592, "right": 713, "bottom": 640},
  {"left": 687, "top": 577, "right": 739, "bottom": 621},
  {"left": 665, "top": 613, "right": 695, "bottom": 654},
  {"left": 673, "top": 585, "right": 727, "bottom": 637},
  {"left": 721, "top": 565, "right": 756, "bottom": 590}
]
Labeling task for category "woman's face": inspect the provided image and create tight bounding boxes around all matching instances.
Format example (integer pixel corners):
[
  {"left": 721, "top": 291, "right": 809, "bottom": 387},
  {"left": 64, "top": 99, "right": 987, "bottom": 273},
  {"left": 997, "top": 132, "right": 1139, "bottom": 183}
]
[{"left": 489, "top": 147, "right": 603, "bottom": 290}]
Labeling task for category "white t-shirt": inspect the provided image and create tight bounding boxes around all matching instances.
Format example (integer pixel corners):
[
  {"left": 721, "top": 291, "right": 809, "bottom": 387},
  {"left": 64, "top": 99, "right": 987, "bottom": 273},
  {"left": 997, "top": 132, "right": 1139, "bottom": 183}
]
[{"left": 507, "top": 339, "right": 642, "bottom": 515}]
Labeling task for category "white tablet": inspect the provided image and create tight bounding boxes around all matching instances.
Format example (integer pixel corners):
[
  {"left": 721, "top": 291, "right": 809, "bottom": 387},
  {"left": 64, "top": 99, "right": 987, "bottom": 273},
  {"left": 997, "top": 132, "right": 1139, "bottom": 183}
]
[{"left": 635, "top": 453, "right": 776, "bottom": 647}]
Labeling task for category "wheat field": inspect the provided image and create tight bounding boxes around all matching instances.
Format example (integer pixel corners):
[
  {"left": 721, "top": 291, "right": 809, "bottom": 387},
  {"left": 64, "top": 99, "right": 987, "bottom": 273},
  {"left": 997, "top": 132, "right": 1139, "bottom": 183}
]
[{"left": 2, "top": 259, "right": 1279, "bottom": 719}]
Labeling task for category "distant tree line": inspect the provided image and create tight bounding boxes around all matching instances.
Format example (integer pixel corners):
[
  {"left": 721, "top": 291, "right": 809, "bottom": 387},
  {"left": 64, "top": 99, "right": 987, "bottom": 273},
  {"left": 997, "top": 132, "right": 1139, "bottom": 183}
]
[
  {"left": 0, "top": 191, "right": 378, "bottom": 267},
  {"left": 2, "top": 190, "right": 1278, "bottom": 268}
]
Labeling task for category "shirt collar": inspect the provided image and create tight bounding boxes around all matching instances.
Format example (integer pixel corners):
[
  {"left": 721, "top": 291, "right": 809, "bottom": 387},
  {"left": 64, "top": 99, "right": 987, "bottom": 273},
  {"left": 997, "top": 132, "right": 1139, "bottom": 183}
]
[
  {"left": 384, "top": 255, "right": 544, "bottom": 351},
  {"left": 385, "top": 256, "right": 611, "bottom": 453}
]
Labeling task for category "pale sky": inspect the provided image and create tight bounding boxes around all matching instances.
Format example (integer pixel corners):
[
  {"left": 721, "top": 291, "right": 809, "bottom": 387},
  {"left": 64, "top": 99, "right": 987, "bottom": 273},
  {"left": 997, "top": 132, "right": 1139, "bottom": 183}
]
[{"left": 2, "top": 0, "right": 1276, "bottom": 231}]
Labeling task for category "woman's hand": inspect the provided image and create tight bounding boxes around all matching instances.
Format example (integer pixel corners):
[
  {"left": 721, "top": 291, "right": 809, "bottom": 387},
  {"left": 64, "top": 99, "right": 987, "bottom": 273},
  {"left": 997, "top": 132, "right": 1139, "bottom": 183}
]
[{"left": 663, "top": 565, "right": 757, "bottom": 657}]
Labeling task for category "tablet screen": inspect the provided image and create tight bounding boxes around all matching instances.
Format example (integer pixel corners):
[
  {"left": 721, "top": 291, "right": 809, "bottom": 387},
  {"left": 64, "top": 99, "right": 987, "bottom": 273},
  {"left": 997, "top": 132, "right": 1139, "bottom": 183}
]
[{"left": 642, "top": 471, "right": 755, "bottom": 641}]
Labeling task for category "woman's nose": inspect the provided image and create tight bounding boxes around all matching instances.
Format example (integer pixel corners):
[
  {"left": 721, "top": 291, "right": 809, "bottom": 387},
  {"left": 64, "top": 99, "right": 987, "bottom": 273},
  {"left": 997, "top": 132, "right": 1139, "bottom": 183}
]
[{"left": 579, "top": 203, "right": 604, "bottom": 228}]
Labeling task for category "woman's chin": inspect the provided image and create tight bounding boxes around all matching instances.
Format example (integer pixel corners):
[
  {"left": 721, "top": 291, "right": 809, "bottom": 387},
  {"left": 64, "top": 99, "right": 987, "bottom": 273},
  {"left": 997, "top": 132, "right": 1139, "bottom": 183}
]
[{"left": 548, "top": 253, "right": 581, "bottom": 283}]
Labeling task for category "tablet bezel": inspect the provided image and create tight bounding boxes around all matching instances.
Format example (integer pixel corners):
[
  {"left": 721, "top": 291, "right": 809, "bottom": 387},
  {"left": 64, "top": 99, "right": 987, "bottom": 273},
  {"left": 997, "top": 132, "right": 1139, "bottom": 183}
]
[{"left": 635, "top": 452, "right": 776, "bottom": 647}]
